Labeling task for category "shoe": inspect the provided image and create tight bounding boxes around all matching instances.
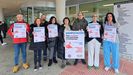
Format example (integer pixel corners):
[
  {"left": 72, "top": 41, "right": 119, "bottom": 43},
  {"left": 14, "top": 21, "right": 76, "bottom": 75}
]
[
  {"left": 4, "top": 37, "right": 6, "bottom": 38},
  {"left": 81, "top": 59, "right": 86, "bottom": 65},
  {"left": 12, "top": 66, "right": 19, "bottom": 73},
  {"left": 23, "top": 63, "right": 29, "bottom": 69},
  {"left": 39, "top": 64, "right": 42, "bottom": 70},
  {"left": 114, "top": 69, "right": 119, "bottom": 73},
  {"left": 61, "top": 63, "right": 66, "bottom": 68},
  {"left": 95, "top": 66, "right": 99, "bottom": 70},
  {"left": 105, "top": 67, "right": 110, "bottom": 71},
  {"left": 48, "top": 59, "right": 52, "bottom": 66},
  {"left": 34, "top": 66, "right": 37, "bottom": 72},
  {"left": 73, "top": 60, "right": 78, "bottom": 65},
  {"left": 66, "top": 62, "right": 71, "bottom": 65},
  {"left": 88, "top": 66, "right": 92, "bottom": 70},
  {"left": 53, "top": 57, "right": 58, "bottom": 63},
  {"left": 1, "top": 43, "right": 7, "bottom": 46}
]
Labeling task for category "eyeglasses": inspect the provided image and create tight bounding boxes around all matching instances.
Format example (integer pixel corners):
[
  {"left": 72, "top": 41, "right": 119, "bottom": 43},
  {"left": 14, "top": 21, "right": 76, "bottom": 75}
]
[{"left": 78, "top": 15, "right": 83, "bottom": 16}]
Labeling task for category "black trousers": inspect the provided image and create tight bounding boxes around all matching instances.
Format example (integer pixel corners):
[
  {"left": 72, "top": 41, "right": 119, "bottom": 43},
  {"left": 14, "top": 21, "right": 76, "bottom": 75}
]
[
  {"left": 0, "top": 34, "right": 3, "bottom": 43},
  {"left": 2, "top": 30, "right": 7, "bottom": 38},
  {"left": 43, "top": 42, "right": 47, "bottom": 59},
  {"left": 34, "top": 49, "right": 42, "bottom": 65}
]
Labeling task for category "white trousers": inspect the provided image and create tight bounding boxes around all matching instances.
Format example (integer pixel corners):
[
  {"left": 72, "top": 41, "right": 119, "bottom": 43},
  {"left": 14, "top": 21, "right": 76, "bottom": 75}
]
[{"left": 88, "top": 39, "right": 101, "bottom": 67}]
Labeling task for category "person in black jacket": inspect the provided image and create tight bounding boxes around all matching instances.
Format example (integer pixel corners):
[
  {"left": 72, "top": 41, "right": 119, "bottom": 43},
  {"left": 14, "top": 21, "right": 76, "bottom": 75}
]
[
  {"left": 0, "top": 21, "right": 7, "bottom": 46},
  {"left": 2, "top": 21, "right": 8, "bottom": 38},
  {"left": 58, "top": 17, "right": 72, "bottom": 68},
  {"left": 86, "top": 14, "right": 104, "bottom": 70},
  {"left": 72, "top": 12, "right": 88, "bottom": 65},
  {"left": 47, "top": 16, "right": 60, "bottom": 66},
  {"left": 29, "top": 18, "right": 46, "bottom": 71},
  {"left": 41, "top": 15, "right": 49, "bottom": 61}
]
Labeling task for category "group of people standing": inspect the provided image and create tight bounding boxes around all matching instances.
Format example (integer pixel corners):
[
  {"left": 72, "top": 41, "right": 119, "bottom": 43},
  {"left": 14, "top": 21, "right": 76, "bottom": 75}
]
[{"left": 7, "top": 11, "right": 120, "bottom": 74}]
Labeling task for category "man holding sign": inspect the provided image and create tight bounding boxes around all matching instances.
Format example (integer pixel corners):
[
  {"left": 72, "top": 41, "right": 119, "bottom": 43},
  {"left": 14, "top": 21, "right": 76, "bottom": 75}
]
[
  {"left": 13, "top": 23, "right": 26, "bottom": 38},
  {"left": 7, "top": 14, "right": 30, "bottom": 73},
  {"left": 86, "top": 14, "right": 104, "bottom": 70}
]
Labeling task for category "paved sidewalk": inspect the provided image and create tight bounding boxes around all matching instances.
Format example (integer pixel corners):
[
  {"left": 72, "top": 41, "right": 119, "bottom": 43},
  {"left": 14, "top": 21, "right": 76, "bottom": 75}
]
[{"left": 0, "top": 37, "right": 133, "bottom": 75}]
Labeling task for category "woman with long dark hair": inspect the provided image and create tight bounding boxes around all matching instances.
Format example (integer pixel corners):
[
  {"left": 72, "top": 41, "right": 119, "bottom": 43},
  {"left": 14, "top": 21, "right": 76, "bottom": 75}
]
[
  {"left": 103, "top": 12, "right": 120, "bottom": 73},
  {"left": 47, "top": 16, "right": 60, "bottom": 66}
]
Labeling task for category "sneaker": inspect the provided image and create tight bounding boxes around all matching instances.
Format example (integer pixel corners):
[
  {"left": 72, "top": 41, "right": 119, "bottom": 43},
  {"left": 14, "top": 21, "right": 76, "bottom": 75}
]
[
  {"left": 114, "top": 69, "right": 119, "bottom": 73},
  {"left": 105, "top": 67, "right": 110, "bottom": 71},
  {"left": 1, "top": 43, "right": 7, "bottom": 46},
  {"left": 34, "top": 66, "right": 37, "bottom": 72},
  {"left": 23, "top": 63, "right": 29, "bottom": 69},
  {"left": 39, "top": 64, "right": 42, "bottom": 70},
  {"left": 12, "top": 66, "right": 19, "bottom": 73},
  {"left": 88, "top": 66, "right": 92, "bottom": 70}
]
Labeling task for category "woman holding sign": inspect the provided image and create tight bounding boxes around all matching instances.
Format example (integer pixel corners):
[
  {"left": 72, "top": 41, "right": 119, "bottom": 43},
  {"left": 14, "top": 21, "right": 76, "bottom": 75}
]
[
  {"left": 58, "top": 17, "right": 72, "bottom": 68},
  {"left": 47, "top": 16, "right": 60, "bottom": 66},
  {"left": 7, "top": 14, "right": 30, "bottom": 73},
  {"left": 29, "top": 18, "right": 46, "bottom": 71},
  {"left": 103, "top": 12, "right": 119, "bottom": 73},
  {"left": 87, "top": 14, "right": 104, "bottom": 70}
]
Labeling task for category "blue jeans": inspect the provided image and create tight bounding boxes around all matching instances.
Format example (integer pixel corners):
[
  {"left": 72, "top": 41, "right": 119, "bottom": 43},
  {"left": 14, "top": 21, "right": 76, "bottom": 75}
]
[
  {"left": 14, "top": 43, "right": 27, "bottom": 65},
  {"left": 103, "top": 41, "right": 119, "bottom": 69}
]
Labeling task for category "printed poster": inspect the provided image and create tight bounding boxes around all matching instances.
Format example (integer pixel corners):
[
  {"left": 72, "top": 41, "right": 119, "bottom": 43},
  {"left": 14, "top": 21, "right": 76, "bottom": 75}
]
[
  {"left": 34, "top": 27, "right": 45, "bottom": 42},
  {"left": 64, "top": 31, "right": 85, "bottom": 59}
]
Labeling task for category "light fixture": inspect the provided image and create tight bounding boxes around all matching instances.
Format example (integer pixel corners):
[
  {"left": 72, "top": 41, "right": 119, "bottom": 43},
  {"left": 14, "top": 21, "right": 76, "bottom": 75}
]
[
  {"left": 82, "top": 11, "right": 88, "bottom": 13},
  {"left": 103, "top": 4, "right": 114, "bottom": 7}
]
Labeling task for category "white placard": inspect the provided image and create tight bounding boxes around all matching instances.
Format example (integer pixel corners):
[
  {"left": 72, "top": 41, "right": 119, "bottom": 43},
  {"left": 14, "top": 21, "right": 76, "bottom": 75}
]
[
  {"left": 13, "top": 23, "right": 26, "bottom": 38},
  {"left": 64, "top": 31, "right": 85, "bottom": 59},
  {"left": 47, "top": 24, "right": 58, "bottom": 38},
  {"left": 104, "top": 25, "right": 116, "bottom": 42},
  {"left": 87, "top": 23, "right": 100, "bottom": 38},
  {"left": 34, "top": 27, "right": 45, "bottom": 42}
]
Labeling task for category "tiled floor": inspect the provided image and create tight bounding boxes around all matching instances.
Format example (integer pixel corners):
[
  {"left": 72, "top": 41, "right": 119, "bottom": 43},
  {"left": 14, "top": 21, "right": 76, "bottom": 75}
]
[
  {"left": 60, "top": 55, "right": 133, "bottom": 75},
  {"left": 0, "top": 37, "right": 133, "bottom": 75}
]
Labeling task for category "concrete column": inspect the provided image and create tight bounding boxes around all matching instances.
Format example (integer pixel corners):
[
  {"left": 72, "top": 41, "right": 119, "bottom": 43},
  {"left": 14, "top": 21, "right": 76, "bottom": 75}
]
[
  {"left": 76, "top": 4, "right": 79, "bottom": 14},
  {"left": 31, "top": 6, "right": 34, "bottom": 23},
  {"left": 96, "top": 8, "right": 99, "bottom": 19},
  {"left": 66, "top": 6, "right": 69, "bottom": 16},
  {"left": 56, "top": 0, "right": 66, "bottom": 24},
  {"left": 0, "top": 8, "right": 4, "bottom": 21}
]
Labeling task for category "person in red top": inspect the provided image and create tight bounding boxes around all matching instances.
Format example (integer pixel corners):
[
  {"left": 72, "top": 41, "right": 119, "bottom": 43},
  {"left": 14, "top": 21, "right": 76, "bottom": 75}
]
[{"left": 7, "top": 14, "right": 30, "bottom": 73}]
